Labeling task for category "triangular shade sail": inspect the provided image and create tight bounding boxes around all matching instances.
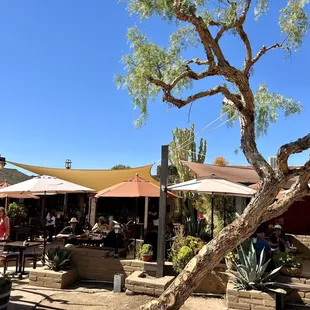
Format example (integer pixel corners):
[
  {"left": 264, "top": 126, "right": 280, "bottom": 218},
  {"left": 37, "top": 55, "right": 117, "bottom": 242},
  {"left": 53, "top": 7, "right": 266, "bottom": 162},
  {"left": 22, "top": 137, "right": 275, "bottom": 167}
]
[
  {"left": 0, "top": 175, "right": 96, "bottom": 194},
  {"left": 8, "top": 161, "right": 157, "bottom": 191},
  {"left": 95, "top": 174, "right": 180, "bottom": 198},
  {"left": 168, "top": 177, "right": 256, "bottom": 197}
]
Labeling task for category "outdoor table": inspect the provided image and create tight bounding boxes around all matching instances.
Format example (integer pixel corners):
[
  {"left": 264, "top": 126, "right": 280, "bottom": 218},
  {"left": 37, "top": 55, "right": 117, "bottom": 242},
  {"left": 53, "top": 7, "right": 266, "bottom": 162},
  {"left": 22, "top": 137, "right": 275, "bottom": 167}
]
[{"left": 5, "top": 241, "right": 40, "bottom": 278}]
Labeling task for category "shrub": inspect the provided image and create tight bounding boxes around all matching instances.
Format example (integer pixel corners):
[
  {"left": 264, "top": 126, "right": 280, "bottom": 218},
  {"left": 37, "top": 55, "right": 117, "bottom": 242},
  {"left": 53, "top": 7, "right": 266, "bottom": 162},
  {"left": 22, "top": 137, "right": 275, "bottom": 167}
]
[
  {"left": 45, "top": 247, "right": 72, "bottom": 272},
  {"left": 170, "top": 235, "right": 204, "bottom": 273},
  {"left": 184, "top": 217, "right": 210, "bottom": 242},
  {"left": 7, "top": 202, "right": 28, "bottom": 219},
  {"left": 273, "top": 252, "right": 302, "bottom": 268}
]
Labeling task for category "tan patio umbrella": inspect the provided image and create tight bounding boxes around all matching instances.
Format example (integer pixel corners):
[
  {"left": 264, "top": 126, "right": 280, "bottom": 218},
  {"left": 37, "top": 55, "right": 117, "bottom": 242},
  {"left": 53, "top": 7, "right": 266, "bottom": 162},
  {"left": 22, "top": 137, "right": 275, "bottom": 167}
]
[
  {"left": 0, "top": 182, "right": 39, "bottom": 211},
  {"left": 95, "top": 174, "right": 180, "bottom": 230}
]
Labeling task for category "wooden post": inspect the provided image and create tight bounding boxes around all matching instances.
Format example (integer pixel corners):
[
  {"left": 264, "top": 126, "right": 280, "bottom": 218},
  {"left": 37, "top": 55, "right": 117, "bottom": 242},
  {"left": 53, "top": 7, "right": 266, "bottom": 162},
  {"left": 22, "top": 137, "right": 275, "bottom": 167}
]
[
  {"left": 156, "top": 145, "right": 168, "bottom": 278},
  {"left": 144, "top": 197, "right": 149, "bottom": 235}
]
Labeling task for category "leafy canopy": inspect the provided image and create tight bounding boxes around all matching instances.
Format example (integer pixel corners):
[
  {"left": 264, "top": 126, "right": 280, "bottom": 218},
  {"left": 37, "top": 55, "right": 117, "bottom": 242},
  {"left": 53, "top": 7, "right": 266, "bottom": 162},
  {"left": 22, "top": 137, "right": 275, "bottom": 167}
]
[{"left": 116, "top": 0, "right": 308, "bottom": 133}]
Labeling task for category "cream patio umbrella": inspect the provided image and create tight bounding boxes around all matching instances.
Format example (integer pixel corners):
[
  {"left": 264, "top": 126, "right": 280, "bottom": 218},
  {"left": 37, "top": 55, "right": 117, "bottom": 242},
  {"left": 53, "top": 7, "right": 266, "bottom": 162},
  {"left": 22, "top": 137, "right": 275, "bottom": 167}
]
[
  {"left": 0, "top": 175, "right": 96, "bottom": 217},
  {"left": 168, "top": 176, "right": 256, "bottom": 238}
]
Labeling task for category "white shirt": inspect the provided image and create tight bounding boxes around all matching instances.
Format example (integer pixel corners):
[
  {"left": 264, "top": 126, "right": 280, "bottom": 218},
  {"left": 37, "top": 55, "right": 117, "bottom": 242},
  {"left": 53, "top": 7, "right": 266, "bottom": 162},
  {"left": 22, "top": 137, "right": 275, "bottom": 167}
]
[{"left": 46, "top": 213, "right": 56, "bottom": 227}]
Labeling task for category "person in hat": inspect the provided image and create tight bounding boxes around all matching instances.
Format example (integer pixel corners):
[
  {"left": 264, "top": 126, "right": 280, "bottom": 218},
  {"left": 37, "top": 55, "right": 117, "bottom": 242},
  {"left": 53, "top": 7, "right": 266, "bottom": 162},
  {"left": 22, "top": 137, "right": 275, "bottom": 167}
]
[
  {"left": 56, "top": 217, "right": 86, "bottom": 245},
  {"left": 269, "top": 224, "right": 290, "bottom": 252}
]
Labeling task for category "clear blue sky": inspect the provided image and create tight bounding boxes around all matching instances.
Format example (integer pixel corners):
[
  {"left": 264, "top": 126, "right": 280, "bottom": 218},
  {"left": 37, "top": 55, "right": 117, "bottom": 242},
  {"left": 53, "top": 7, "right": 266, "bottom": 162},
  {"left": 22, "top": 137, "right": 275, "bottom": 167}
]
[{"left": 0, "top": 1, "right": 309, "bottom": 174}]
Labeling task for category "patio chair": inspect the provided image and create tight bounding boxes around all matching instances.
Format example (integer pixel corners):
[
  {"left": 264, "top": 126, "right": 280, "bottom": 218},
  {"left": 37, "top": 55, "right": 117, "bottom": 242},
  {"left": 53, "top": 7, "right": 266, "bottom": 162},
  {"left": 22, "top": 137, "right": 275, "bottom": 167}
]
[
  {"left": 0, "top": 243, "right": 19, "bottom": 274},
  {"left": 22, "top": 252, "right": 41, "bottom": 272}
]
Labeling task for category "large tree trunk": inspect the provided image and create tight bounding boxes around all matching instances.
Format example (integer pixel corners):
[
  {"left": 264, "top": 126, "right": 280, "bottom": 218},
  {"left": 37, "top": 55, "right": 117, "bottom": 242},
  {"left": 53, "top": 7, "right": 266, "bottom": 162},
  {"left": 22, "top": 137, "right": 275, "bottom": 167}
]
[{"left": 141, "top": 178, "right": 308, "bottom": 310}]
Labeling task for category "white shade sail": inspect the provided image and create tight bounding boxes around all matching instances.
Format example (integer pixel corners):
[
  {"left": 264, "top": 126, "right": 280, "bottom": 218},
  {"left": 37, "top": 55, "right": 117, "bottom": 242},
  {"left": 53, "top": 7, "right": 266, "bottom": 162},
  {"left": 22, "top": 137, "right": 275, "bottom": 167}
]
[
  {"left": 168, "top": 178, "right": 256, "bottom": 197},
  {"left": 0, "top": 175, "right": 96, "bottom": 194}
]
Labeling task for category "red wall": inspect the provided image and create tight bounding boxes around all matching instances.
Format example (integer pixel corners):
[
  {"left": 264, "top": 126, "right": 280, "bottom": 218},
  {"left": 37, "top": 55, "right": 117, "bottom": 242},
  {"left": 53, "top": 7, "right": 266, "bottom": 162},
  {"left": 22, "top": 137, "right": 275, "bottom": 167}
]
[{"left": 267, "top": 196, "right": 310, "bottom": 235}]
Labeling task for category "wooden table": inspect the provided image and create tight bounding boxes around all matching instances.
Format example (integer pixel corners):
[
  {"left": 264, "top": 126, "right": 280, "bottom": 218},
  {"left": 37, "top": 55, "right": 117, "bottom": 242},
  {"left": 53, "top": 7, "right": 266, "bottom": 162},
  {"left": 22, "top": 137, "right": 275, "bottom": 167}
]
[{"left": 5, "top": 241, "right": 40, "bottom": 278}]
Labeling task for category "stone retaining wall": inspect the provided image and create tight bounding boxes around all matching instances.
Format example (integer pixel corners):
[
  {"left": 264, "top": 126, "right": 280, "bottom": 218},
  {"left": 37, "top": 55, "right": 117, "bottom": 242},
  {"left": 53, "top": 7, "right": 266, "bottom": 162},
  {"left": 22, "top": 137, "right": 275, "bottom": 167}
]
[
  {"left": 226, "top": 283, "right": 277, "bottom": 310},
  {"left": 29, "top": 268, "right": 79, "bottom": 289}
]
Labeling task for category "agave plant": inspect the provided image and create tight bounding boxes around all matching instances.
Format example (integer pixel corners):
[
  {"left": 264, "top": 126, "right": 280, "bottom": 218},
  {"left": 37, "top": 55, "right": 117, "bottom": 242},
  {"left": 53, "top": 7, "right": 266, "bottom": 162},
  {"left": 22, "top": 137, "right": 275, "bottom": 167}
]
[
  {"left": 184, "top": 217, "right": 210, "bottom": 242},
  {"left": 225, "top": 242, "right": 282, "bottom": 292},
  {"left": 45, "top": 247, "right": 72, "bottom": 272}
]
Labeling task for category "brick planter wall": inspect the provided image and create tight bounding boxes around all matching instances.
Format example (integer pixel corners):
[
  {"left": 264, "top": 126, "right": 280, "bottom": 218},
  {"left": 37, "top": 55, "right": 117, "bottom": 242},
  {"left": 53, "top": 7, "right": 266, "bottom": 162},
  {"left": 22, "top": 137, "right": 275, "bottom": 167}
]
[
  {"left": 125, "top": 271, "right": 175, "bottom": 296},
  {"left": 226, "top": 283, "right": 277, "bottom": 310},
  {"left": 29, "top": 268, "right": 79, "bottom": 289}
]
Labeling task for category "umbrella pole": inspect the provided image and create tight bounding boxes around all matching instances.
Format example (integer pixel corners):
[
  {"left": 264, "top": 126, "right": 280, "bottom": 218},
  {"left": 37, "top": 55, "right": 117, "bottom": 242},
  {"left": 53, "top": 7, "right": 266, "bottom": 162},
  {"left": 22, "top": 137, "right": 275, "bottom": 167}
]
[
  {"left": 5, "top": 197, "right": 8, "bottom": 212},
  {"left": 211, "top": 193, "right": 214, "bottom": 239},
  {"left": 134, "top": 198, "right": 138, "bottom": 259},
  {"left": 144, "top": 197, "right": 149, "bottom": 237}
]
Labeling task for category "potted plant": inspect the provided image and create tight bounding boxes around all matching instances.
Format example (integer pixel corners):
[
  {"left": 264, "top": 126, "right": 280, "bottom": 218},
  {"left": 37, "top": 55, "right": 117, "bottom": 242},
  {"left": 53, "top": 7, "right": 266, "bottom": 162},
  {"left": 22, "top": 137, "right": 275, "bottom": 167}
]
[
  {"left": 137, "top": 244, "right": 153, "bottom": 262},
  {"left": 274, "top": 252, "right": 303, "bottom": 276},
  {"left": 29, "top": 247, "right": 78, "bottom": 289},
  {"left": 225, "top": 252, "right": 239, "bottom": 271},
  {"left": 0, "top": 275, "right": 12, "bottom": 309}
]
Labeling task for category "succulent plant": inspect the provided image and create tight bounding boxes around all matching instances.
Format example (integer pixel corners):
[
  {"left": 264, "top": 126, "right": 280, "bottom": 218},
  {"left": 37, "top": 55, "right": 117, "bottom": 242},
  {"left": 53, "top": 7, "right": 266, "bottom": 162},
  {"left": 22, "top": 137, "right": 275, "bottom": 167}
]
[
  {"left": 225, "top": 242, "right": 282, "bottom": 292},
  {"left": 45, "top": 247, "right": 72, "bottom": 272},
  {"left": 184, "top": 217, "right": 210, "bottom": 242}
]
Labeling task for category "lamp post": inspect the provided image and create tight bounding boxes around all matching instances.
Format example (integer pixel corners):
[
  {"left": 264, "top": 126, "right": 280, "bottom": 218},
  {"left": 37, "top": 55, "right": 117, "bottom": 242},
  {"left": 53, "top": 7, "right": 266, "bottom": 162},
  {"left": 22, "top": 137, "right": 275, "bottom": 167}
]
[
  {"left": 65, "top": 159, "right": 72, "bottom": 169},
  {"left": 0, "top": 155, "right": 6, "bottom": 169},
  {"left": 114, "top": 223, "right": 121, "bottom": 258}
]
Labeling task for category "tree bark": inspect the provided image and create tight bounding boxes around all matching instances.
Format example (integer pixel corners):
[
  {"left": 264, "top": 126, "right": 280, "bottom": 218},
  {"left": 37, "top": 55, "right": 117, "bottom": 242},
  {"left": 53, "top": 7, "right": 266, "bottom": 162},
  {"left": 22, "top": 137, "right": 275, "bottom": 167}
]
[{"left": 141, "top": 175, "right": 309, "bottom": 310}]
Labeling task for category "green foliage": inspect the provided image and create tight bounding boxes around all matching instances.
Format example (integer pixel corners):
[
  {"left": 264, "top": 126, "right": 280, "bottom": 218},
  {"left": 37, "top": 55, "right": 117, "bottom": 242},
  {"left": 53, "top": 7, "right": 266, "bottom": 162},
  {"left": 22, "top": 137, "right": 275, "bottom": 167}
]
[
  {"left": 118, "top": 0, "right": 308, "bottom": 130},
  {"left": 183, "top": 217, "right": 210, "bottom": 242},
  {"left": 7, "top": 202, "right": 28, "bottom": 219},
  {"left": 273, "top": 252, "right": 302, "bottom": 268},
  {"left": 111, "top": 164, "right": 131, "bottom": 170},
  {"left": 197, "top": 195, "right": 236, "bottom": 236},
  {"left": 137, "top": 244, "right": 153, "bottom": 259},
  {"left": 222, "top": 83, "right": 302, "bottom": 137},
  {"left": 225, "top": 242, "right": 282, "bottom": 291},
  {"left": 225, "top": 251, "right": 239, "bottom": 263},
  {"left": 170, "top": 235, "right": 204, "bottom": 273},
  {"left": 45, "top": 247, "right": 72, "bottom": 272}
]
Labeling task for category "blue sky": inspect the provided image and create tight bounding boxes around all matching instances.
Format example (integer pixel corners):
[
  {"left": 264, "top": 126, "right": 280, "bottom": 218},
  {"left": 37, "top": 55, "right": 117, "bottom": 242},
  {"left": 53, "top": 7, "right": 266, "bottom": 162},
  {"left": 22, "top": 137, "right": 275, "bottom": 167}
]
[{"left": 0, "top": 1, "right": 309, "bottom": 175}]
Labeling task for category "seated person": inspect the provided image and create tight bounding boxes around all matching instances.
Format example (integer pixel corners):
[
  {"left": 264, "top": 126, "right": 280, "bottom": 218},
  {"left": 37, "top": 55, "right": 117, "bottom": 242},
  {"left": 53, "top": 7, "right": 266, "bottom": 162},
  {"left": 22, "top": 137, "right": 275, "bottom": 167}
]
[
  {"left": 56, "top": 217, "right": 86, "bottom": 246},
  {"left": 143, "top": 224, "right": 158, "bottom": 260},
  {"left": 92, "top": 216, "right": 109, "bottom": 233},
  {"left": 269, "top": 225, "right": 290, "bottom": 252},
  {"left": 252, "top": 226, "right": 272, "bottom": 258}
]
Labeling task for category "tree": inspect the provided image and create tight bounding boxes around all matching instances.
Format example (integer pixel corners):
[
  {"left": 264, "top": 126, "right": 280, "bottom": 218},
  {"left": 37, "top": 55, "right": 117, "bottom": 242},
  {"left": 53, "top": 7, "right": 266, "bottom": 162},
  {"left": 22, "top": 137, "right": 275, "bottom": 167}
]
[
  {"left": 111, "top": 164, "right": 131, "bottom": 170},
  {"left": 116, "top": 1, "right": 310, "bottom": 309},
  {"left": 213, "top": 156, "right": 228, "bottom": 167}
]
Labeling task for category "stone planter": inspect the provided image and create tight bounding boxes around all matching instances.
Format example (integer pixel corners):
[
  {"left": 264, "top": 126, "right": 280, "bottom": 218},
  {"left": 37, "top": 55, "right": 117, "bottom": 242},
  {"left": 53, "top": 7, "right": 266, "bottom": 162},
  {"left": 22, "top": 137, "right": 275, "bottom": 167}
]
[
  {"left": 29, "top": 267, "right": 79, "bottom": 289},
  {"left": 141, "top": 254, "right": 152, "bottom": 262},
  {"left": 226, "top": 283, "right": 283, "bottom": 310},
  {"left": 281, "top": 266, "right": 302, "bottom": 277}
]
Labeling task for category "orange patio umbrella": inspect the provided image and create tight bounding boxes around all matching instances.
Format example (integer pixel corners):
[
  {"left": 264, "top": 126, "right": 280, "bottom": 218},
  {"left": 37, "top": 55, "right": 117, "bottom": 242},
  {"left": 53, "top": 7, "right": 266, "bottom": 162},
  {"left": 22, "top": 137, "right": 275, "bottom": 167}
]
[
  {"left": 95, "top": 174, "right": 180, "bottom": 229},
  {"left": 0, "top": 182, "right": 39, "bottom": 211}
]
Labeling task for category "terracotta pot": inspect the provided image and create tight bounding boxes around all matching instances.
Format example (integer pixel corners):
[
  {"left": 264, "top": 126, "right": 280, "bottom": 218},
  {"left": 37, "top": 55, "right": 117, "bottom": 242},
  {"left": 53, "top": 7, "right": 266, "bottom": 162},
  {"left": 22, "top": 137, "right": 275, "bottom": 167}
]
[
  {"left": 281, "top": 266, "right": 302, "bottom": 277},
  {"left": 225, "top": 258, "right": 236, "bottom": 271},
  {"left": 141, "top": 254, "right": 153, "bottom": 262}
]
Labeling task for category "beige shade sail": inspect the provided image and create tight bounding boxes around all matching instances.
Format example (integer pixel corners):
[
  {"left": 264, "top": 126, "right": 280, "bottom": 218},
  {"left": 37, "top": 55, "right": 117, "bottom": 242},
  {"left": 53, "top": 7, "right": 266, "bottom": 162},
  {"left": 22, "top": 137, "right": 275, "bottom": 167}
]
[{"left": 8, "top": 161, "right": 157, "bottom": 191}]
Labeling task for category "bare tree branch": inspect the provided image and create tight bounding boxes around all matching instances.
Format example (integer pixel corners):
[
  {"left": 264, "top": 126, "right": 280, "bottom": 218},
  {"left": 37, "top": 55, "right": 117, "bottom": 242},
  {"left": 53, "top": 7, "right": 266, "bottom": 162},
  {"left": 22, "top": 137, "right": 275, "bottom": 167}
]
[
  {"left": 186, "top": 58, "right": 209, "bottom": 66},
  {"left": 277, "top": 133, "right": 310, "bottom": 175},
  {"left": 244, "top": 38, "right": 287, "bottom": 75}
]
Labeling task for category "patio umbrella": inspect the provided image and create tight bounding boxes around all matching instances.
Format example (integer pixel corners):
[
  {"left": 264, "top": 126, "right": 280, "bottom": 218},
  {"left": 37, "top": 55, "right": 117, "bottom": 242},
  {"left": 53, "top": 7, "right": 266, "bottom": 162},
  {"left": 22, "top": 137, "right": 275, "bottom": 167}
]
[
  {"left": 0, "top": 175, "right": 96, "bottom": 217},
  {"left": 95, "top": 174, "right": 179, "bottom": 229},
  {"left": 0, "top": 182, "right": 39, "bottom": 211},
  {"left": 168, "top": 177, "right": 256, "bottom": 238}
]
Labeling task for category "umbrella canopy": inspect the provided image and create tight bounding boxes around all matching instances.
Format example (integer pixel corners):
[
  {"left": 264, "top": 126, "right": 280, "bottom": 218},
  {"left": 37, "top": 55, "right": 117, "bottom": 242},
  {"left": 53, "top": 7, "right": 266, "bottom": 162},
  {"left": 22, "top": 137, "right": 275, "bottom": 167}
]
[
  {"left": 168, "top": 177, "right": 256, "bottom": 197},
  {"left": 0, "top": 182, "right": 39, "bottom": 199},
  {"left": 95, "top": 174, "right": 179, "bottom": 198},
  {"left": 0, "top": 175, "right": 96, "bottom": 194}
]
